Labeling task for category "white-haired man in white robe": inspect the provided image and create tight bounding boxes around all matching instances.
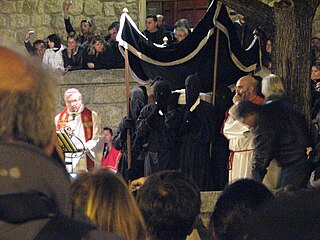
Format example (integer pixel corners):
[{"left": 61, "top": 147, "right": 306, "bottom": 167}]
[{"left": 55, "top": 88, "right": 103, "bottom": 172}]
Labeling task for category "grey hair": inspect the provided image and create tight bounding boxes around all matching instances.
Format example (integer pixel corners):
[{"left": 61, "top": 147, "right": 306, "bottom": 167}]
[
  {"left": 261, "top": 74, "right": 285, "bottom": 98},
  {"left": 174, "top": 27, "right": 189, "bottom": 38},
  {"left": 0, "top": 46, "right": 57, "bottom": 149}
]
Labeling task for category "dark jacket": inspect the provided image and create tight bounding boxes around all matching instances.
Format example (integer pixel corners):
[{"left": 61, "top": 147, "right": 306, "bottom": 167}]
[
  {"left": 109, "top": 40, "right": 125, "bottom": 69},
  {"left": 64, "top": 18, "right": 86, "bottom": 44},
  {"left": 133, "top": 104, "right": 177, "bottom": 176},
  {"left": 0, "top": 142, "right": 122, "bottom": 240},
  {"left": 142, "top": 28, "right": 174, "bottom": 45},
  {"left": 62, "top": 47, "right": 84, "bottom": 70},
  {"left": 83, "top": 45, "right": 115, "bottom": 70},
  {"left": 252, "top": 98, "right": 312, "bottom": 181}
]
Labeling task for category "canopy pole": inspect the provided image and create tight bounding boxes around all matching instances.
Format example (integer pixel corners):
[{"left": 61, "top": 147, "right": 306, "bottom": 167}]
[
  {"left": 125, "top": 48, "right": 132, "bottom": 169},
  {"left": 212, "top": 28, "right": 219, "bottom": 106}
]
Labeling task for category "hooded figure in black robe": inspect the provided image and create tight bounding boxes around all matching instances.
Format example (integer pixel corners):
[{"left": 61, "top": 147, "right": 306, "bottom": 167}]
[
  {"left": 133, "top": 80, "right": 179, "bottom": 176},
  {"left": 178, "top": 74, "right": 216, "bottom": 191},
  {"left": 113, "top": 87, "right": 148, "bottom": 180}
]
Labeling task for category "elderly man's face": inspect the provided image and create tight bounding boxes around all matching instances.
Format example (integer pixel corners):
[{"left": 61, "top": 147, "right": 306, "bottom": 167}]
[
  {"left": 236, "top": 79, "right": 252, "bottom": 101},
  {"left": 65, "top": 94, "right": 82, "bottom": 112}
]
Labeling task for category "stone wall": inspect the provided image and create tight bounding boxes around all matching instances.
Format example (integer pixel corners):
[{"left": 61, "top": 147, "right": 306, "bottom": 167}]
[
  {"left": 2, "top": 0, "right": 320, "bottom": 47},
  {"left": 57, "top": 69, "right": 150, "bottom": 131},
  {"left": 0, "top": 0, "right": 138, "bottom": 45}
]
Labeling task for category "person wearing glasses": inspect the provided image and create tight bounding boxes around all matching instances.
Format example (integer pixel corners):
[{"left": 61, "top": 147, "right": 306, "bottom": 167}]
[{"left": 55, "top": 88, "right": 103, "bottom": 173}]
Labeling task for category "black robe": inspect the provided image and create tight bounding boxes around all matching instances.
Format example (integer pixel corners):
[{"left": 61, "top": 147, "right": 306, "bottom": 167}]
[
  {"left": 133, "top": 104, "right": 178, "bottom": 176},
  {"left": 113, "top": 88, "right": 147, "bottom": 180},
  {"left": 177, "top": 101, "right": 216, "bottom": 191}
]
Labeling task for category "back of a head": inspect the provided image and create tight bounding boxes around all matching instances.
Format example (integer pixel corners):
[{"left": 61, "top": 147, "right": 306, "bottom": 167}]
[
  {"left": 0, "top": 45, "right": 56, "bottom": 149},
  {"left": 234, "top": 100, "right": 262, "bottom": 120},
  {"left": 72, "top": 170, "right": 147, "bottom": 240},
  {"left": 209, "top": 179, "right": 274, "bottom": 240},
  {"left": 136, "top": 170, "right": 201, "bottom": 240},
  {"left": 130, "top": 87, "right": 148, "bottom": 121},
  {"left": 242, "top": 189, "right": 320, "bottom": 240},
  {"left": 261, "top": 74, "right": 285, "bottom": 99}
]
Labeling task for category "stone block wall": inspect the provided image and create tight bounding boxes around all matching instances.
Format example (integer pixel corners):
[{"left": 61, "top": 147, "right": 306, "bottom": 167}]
[
  {"left": 0, "top": 0, "right": 138, "bottom": 46},
  {"left": 57, "top": 69, "right": 150, "bottom": 132}
]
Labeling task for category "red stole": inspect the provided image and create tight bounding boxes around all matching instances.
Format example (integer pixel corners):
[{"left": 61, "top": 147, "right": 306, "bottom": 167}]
[
  {"left": 250, "top": 95, "right": 264, "bottom": 105},
  {"left": 101, "top": 146, "right": 122, "bottom": 171},
  {"left": 57, "top": 107, "right": 95, "bottom": 171}
]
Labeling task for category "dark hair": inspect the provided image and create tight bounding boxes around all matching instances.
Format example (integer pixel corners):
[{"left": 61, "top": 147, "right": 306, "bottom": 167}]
[
  {"left": 209, "top": 179, "right": 274, "bottom": 240},
  {"left": 81, "top": 19, "right": 92, "bottom": 27},
  {"left": 103, "top": 127, "right": 113, "bottom": 135},
  {"left": 136, "top": 170, "right": 201, "bottom": 240},
  {"left": 234, "top": 100, "right": 262, "bottom": 120},
  {"left": 108, "top": 22, "right": 120, "bottom": 31},
  {"left": 146, "top": 14, "right": 157, "bottom": 22},
  {"left": 67, "top": 33, "right": 80, "bottom": 43},
  {"left": 47, "top": 34, "right": 61, "bottom": 49},
  {"left": 33, "top": 40, "right": 46, "bottom": 48}
]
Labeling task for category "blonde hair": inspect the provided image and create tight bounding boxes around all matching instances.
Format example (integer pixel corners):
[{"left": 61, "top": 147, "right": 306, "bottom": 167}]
[
  {"left": 88, "top": 35, "right": 105, "bottom": 55},
  {"left": 0, "top": 45, "right": 56, "bottom": 149},
  {"left": 261, "top": 74, "right": 285, "bottom": 99},
  {"left": 72, "top": 170, "right": 147, "bottom": 240}
]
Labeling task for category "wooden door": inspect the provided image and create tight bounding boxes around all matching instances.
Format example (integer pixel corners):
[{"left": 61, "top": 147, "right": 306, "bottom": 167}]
[
  {"left": 146, "top": 0, "right": 210, "bottom": 29},
  {"left": 163, "top": 0, "right": 209, "bottom": 28}
]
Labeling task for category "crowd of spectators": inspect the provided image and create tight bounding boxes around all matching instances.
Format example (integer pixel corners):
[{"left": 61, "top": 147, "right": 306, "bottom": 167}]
[{"left": 2, "top": 2, "right": 320, "bottom": 237}]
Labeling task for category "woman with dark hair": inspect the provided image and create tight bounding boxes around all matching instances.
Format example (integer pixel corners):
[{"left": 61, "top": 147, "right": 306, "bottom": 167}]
[
  {"left": 82, "top": 35, "right": 115, "bottom": 70},
  {"left": 62, "top": 34, "right": 84, "bottom": 72},
  {"left": 42, "top": 34, "right": 65, "bottom": 71}
]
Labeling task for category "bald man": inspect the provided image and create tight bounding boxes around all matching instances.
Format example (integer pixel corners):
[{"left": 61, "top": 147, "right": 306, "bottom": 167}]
[
  {"left": 222, "top": 76, "right": 264, "bottom": 182},
  {"left": 55, "top": 88, "right": 103, "bottom": 172}
]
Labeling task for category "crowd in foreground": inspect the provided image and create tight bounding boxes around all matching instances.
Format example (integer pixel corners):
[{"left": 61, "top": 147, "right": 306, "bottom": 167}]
[{"left": 1, "top": 42, "right": 320, "bottom": 240}]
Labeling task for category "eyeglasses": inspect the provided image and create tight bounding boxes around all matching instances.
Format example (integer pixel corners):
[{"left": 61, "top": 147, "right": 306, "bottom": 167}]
[{"left": 66, "top": 99, "right": 81, "bottom": 104}]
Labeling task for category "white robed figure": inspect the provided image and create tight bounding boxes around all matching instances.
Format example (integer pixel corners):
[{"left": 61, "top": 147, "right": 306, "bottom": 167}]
[
  {"left": 55, "top": 88, "right": 103, "bottom": 172},
  {"left": 222, "top": 76, "right": 264, "bottom": 183}
]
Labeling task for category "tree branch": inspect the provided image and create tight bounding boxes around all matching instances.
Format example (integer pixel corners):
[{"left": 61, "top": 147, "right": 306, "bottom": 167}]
[{"left": 218, "top": 0, "right": 275, "bottom": 37}]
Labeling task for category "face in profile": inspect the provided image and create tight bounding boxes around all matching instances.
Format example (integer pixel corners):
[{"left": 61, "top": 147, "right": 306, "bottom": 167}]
[
  {"left": 236, "top": 79, "right": 251, "bottom": 101},
  {"left": 311, "top": 66, "right": 320, "bottom": 80},
  {"left": 48, "top": 40, "right": 55, "bottom": 49}
]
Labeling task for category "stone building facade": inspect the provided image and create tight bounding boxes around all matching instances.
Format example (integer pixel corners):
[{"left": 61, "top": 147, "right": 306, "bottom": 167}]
[
  {"left": 1, "top": 0, "right": 320, "bottom": 47},
  {"left": 0, "top": 0, "right": 140, "bottom": 45}
]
